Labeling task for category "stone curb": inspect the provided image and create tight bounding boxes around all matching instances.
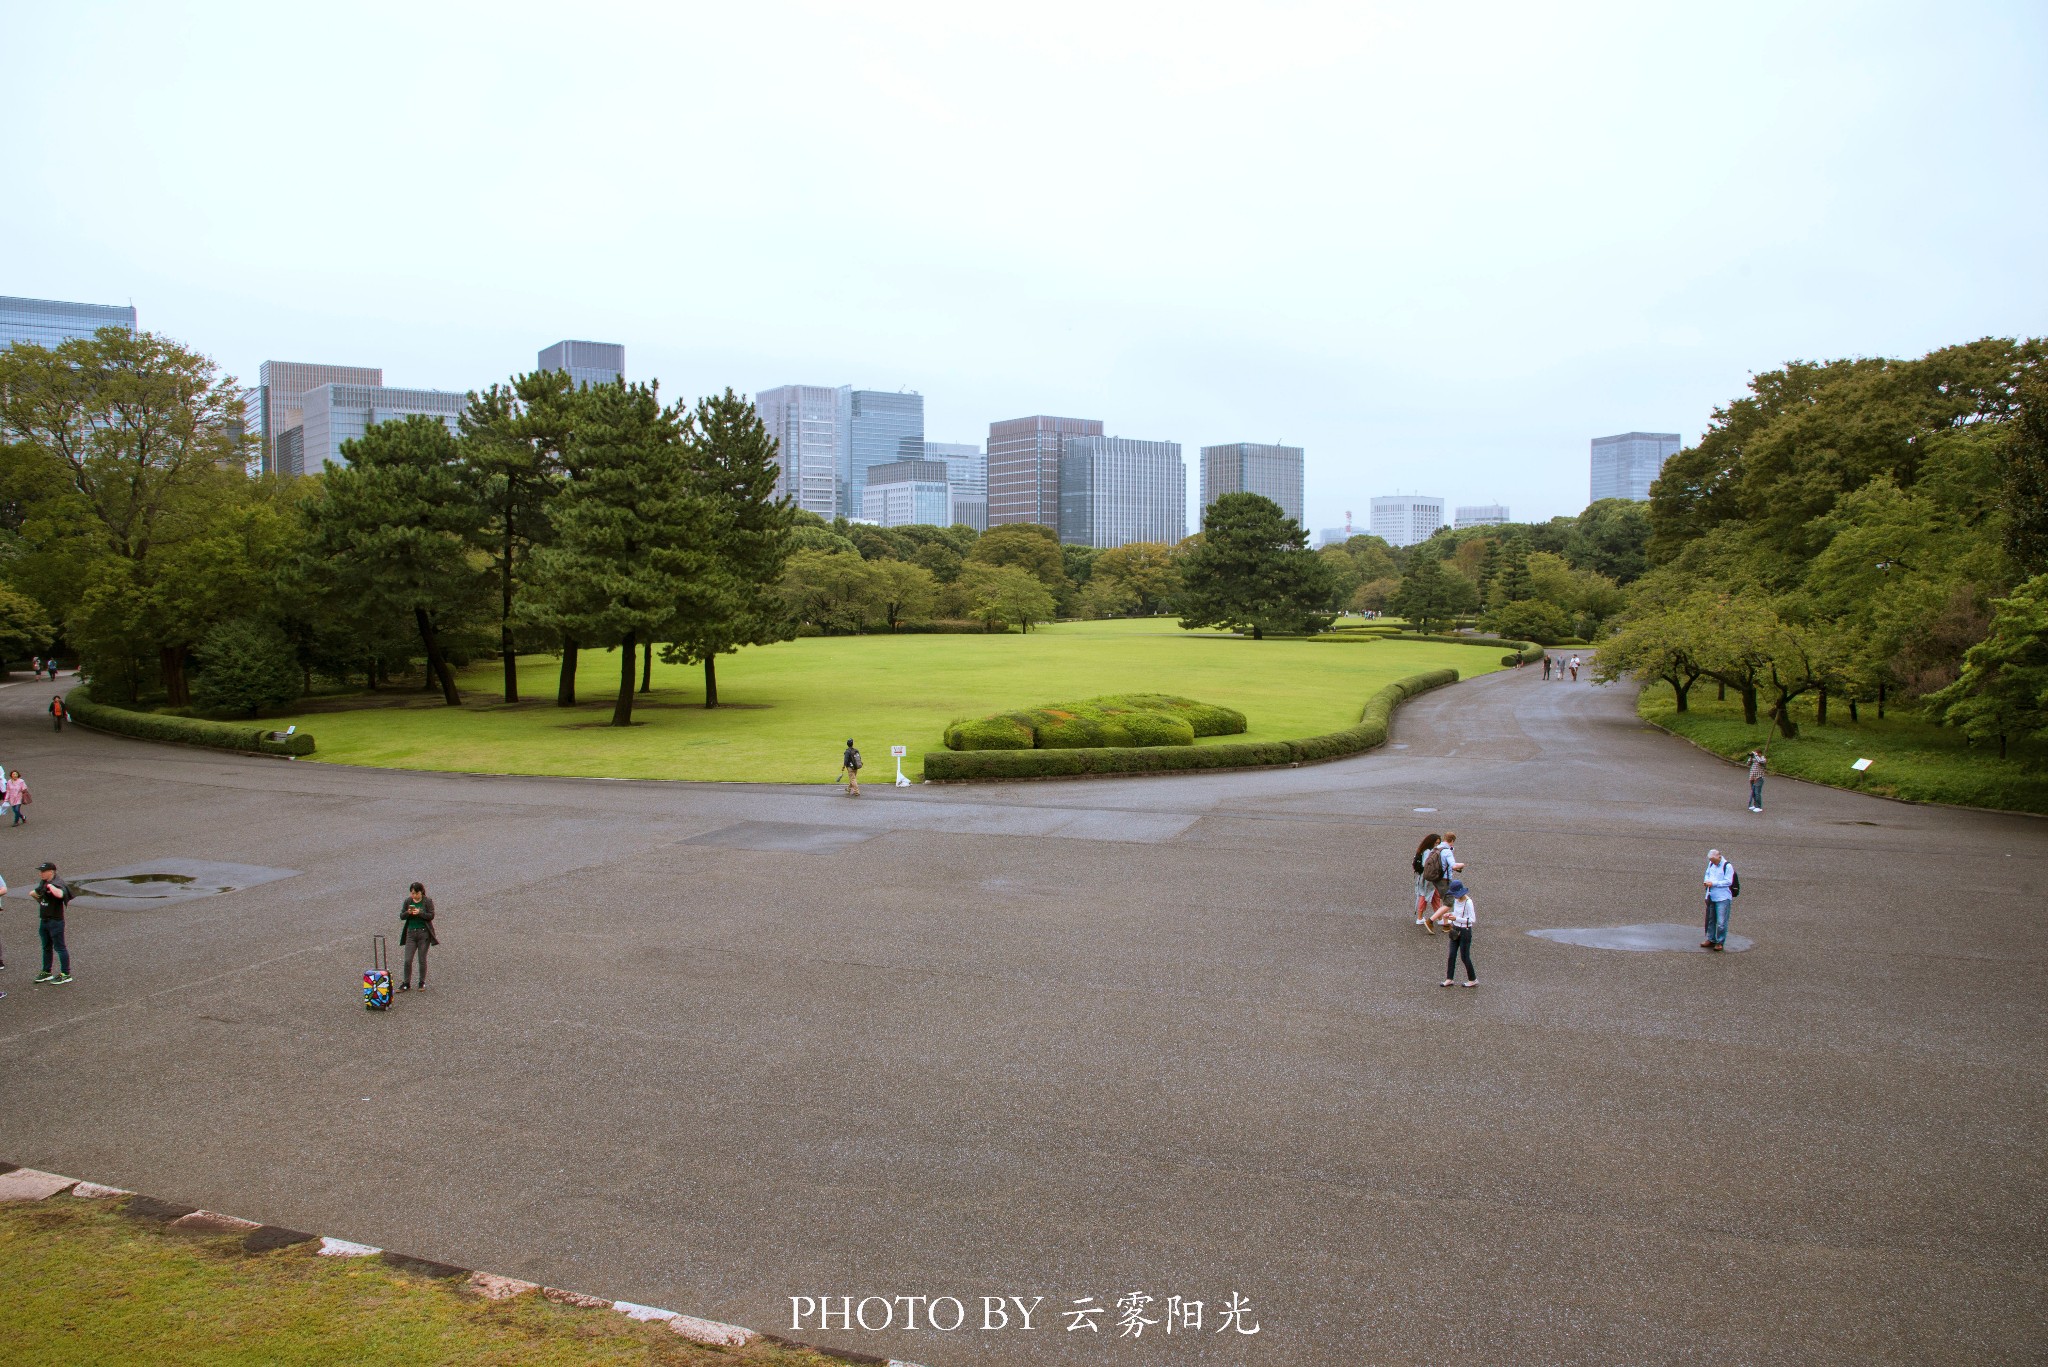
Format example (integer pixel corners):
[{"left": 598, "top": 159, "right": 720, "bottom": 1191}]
[{"left": 0, "top": 1161, "right": 927, "bottom": 1367}]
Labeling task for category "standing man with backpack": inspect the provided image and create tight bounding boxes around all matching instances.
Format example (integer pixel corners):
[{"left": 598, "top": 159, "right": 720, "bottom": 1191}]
[
  {"left": 1702, "top": 849, "right": 1738, "bottom": 951},
  {"left": 839, "top": 739, "right": 863, "bottom": 797}
]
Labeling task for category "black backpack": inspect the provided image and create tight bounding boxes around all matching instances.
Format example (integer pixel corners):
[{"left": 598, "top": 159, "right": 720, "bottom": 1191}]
[
  {"left": 844, "top": 747, "right": 862, "bottom": 771},
  {"left": 1730, "top": 869, "right": 1741, "bottom": 898},
  {"left": 1412, "top": 848, "right": 1427, "bottom": 876}
]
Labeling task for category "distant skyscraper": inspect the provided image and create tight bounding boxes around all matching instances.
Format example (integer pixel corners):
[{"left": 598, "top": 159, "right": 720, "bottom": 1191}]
[
  {"left": 1590, "top": 431, "right": 1681, "bottom": 503},
  {"left": 847, "top": 391, "right": 925, "bottom": 520},
  {"left": 539, "top": 340, "right": 624, "bottom": 388},
  {"left": 1369, "top": 495, "right": 1445, "bottom": 548},
  {"left": 1057, "top": 436, "right": 1186, "bottom": 549},
  {"left": 755, "top": 384, "right": 850, "bottom": 520},
  {"left": 299, "top": 383, "right": 468, "bottom": 472},
  {"left": 1201, "top": 442, "right": 1304, "bottom": 526},
  {"left": 249, "top": 360, "right": 384, "bottom": 476},
  {"left": 988, "top": 415, "right": 1104, "bottom": 528},
  {"left": 0, "top": 294, "right": 136, "bottom": 351},
  {"left": 860, "top": 458, "right": 954, "bottom": 528},
  {"left": 924, "top": 441, "right": 988, "bottom": 530},
  {"left": 1317, "top": 510, "right": 1365, "bottom": 547},
  {"left": 1454, "top": 504, "right": 1510, "bottom": 528}
]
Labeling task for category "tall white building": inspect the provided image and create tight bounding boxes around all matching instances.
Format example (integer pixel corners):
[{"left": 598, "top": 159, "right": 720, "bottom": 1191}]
[
  {"left": 1057, "top": 436, "right": 1186, "bottom": 549},
  {"left": 755, "top": 384, "right": 850, "bottom": 520},
  {"left": 1454, "top": 504, "right": 1510, "bottom": 528},
  {"left": 860, "top": 459, "right": 954, "bottom": 528},
  {"left": 300, "top": 383, "right": 468, "bottom": 471},
  {"left": 1201, "top": 442, "right": 1304, "bottom": 526},
  {"left": 539, "top": 340, "right": 623, "bottom": 388},
  {"left": 247, "top": 360, "right": 383, "bottom": 475},
  {"left": 1369, "top": 495, "right": 1445, "bottom": 548},
  {"left": 1590, "top": 431, "right": 1681, "bottom": 503},
  {"left": 924, "top": 440, "right": 987, "bottom": 530}
]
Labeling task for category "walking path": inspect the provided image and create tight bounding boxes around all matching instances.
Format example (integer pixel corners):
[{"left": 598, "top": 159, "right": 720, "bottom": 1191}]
[{"left": 2, "top": 668, "right": 2041, "bottom": 1364}]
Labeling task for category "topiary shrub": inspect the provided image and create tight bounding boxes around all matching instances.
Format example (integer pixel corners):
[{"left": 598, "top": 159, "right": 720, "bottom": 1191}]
[
  {"left": 944, "top": 694, "right": 1243, "bottom": 751},
  {"left": 1120, "top": 711, "right": 1197, "bottom": 747},
  {"left": 943, "top": 714, "right": 1035, "bottom": 750}
]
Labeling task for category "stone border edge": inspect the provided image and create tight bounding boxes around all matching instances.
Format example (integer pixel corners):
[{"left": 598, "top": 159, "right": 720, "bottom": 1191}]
[{"left": 0, "top": 1161, "right": 926, "bottom": 1367}]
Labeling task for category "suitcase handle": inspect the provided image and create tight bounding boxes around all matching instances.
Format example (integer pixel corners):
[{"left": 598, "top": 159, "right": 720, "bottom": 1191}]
[{"left": 372, "top": 933, "right": 387, "bottom": 973}]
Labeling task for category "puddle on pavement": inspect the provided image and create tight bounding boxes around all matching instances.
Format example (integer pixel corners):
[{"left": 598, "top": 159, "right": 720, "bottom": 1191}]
[
  {"left": 70, "top": 859, "right": 300, "bottom": 907},
  {"left": 1528, "top": 923, "right": 1754, "bottom": 953}
]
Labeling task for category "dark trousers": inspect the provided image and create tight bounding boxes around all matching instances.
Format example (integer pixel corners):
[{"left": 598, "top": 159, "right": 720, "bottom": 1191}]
[
  {"left": 1749, "top": 777, "right": 1764, "bottom": 808},
  {"left": 402, "top": 929, "right": 430, "bottom": 985},
  {"left": 52, "top": 716, "right": 63, "bottom": 731},
  {"left": 1445, "top": 926, "right": 1475, "bottom": 981},
  {"left": 40, "top": 920, "right": 68, "bottom": 973}
]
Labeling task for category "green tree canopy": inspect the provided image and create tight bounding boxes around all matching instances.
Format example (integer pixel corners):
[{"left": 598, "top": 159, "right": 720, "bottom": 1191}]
[{"left": 1174, "top": 493, "right": 1336, "bottom": 639}]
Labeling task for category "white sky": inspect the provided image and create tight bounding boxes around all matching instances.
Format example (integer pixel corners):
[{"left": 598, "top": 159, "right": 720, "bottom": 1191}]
[{"left": 7, "top": 0, "right": 2045, "bottom": 529}]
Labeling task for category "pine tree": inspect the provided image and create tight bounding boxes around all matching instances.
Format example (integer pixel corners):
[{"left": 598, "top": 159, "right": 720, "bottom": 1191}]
[
  {"left": 1174, "top": 493, "right": 1336, "bottom": 639},
  {"left": 458, "top": 372, "right": 568, "bottom": 703}
]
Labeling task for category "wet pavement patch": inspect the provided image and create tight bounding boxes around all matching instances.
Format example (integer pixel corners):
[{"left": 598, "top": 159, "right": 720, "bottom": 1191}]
[
  {"left": 1528, "top": 923, "right": 1754, "bottom": 953},
  {"left": 71, "top": 859, "right": 300, "bottom": 906},
  {"left": 684, "top": 821, "right": 877, "bottom": 855}
]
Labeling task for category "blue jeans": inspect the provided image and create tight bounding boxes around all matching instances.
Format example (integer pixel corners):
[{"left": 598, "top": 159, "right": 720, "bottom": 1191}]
[
  {"left": 39, "top": 920, "right": 68, "bottom": 973},
  {"left": 1705, "top": 897, "right": 1731, "bottom": 945},
  {"left": 1749, "top": 778, "right": 1764, "bottom": 808}
]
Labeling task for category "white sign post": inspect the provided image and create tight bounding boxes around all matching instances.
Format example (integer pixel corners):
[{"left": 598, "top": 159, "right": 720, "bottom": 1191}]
[
  {"left": 1851, "top": 758, "right": 1872, "bottom": 772},
  {"left": 891, "top": 744, "right": 910, "bottom": 786}
]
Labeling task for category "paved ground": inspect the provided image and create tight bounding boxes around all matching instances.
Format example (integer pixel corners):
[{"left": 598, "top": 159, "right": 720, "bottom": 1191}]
[{"left": 1, "top": 668, "right": 2042, "bottom": 1365}]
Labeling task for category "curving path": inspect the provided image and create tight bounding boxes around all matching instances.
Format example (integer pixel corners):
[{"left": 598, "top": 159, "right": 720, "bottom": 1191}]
[{"left": 0, "top": 668, "right": 2042, "bottom": 1364}]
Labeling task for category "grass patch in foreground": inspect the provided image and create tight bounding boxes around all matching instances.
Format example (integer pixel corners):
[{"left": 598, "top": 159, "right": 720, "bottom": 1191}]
[
  {"left": 0, "top": 1194, "right": 839, "bottom": 1367},
  {"left": 265, "top": 618, "right": 1501, "bottom": 783},
  {"left": 1637, "top": 680, "right": 2048, "bottom": 815}
]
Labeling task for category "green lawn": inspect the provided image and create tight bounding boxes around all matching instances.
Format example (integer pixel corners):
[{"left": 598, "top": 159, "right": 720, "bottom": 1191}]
[
  {"left": 0, "top": 1195, "right": 840, "bottom": 1366},
  {"left": 1637, "top": 680, "right": 2048, "bottom": 815},
  {"left": 270, "top": 618, "right": 1502, "bottom": 783}
]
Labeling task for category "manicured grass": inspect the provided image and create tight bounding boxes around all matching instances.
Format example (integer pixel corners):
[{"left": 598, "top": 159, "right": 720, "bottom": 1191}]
[
  {"left": 1637, "top": 681, "right": 2048, "bottom": 815},
  {"left": 267, "top": 618, "right": 1504, "bottom": 783},
  {"left": 0, "top": 1195, "right": 838, "bottom": 1366}
]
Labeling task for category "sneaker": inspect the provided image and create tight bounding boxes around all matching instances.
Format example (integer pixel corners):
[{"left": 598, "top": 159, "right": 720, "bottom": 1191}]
[
  {"left": 415, "top": 983, "right": 427, "bottom": 992},
  {"left": 34, "top": 971, "right": 52, "bottom": 983},
  {"left": 50, "top": 972, "right": 72, "bottom": 984},
  {"left": 1463, "top": 980, "right": 1479, "bottom": 988},
  {"left": 398, "top": 982, "right": 410, "bottom": 992},
  {"left": 1441, "top": 978, "right": 1454, "bottom": 987}
]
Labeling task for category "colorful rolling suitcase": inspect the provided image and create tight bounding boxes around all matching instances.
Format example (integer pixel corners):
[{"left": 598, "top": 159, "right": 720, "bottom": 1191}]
[{"left": 364, "top": 934, "right": 392, "bottom": 1011}]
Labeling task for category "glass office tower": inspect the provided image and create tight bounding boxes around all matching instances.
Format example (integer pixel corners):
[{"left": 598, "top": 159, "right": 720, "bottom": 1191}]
[
  {"left": 1057, "top": 436, "right": 1186, "bottom": 549},
  {"left": 860, "top": 459, "right": 954, "bottom": 527},
  {"left": 1589, "top": 432, "right": 1681, "bottom": 503},
  {"left": 1201, "top": 442, "right": 1304, "bottom": 526},
  {"left": 847, "top": 391, "right": 925, "bottom": 521},
  {"left": 1454, "top": 504, "right": 1509, "bottom": 528},
  {"left": 0, "top": 295, "right": 136, "bottom": 351},
  {"left": 988, "top": 415, "right": 1103, "bottom": 528},
  {"left": 299, "top": 384, "right": 469, "bottom": 472},
  {"left": 923, "top": 441, "right": 987, "bottom": 530},
  {"left": 756, "top": 384, "right": 851, "bottom": 519},
  {"left": 539, "top": 340, "right": 624, "bottom": 389},
  {"left": 250, "top": 360, "right": 384, "bottom": 475}
]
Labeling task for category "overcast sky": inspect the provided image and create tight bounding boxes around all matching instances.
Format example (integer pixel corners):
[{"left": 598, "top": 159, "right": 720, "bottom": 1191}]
[{"left": 8, "top": 1, "right": 2044, "bottom": 530}]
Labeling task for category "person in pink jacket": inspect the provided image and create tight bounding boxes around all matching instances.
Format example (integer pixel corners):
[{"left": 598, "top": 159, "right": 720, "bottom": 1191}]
[{"left": 5, "top": 770, "right": 26, "bottom": 826}]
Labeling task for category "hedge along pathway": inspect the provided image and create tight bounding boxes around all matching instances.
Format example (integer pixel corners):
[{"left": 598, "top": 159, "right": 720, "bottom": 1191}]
[
  {"left": 0, "top": 1161, "right": 926, "bottom": 1367},
  {"left": 923, "top": 666, "right": 1460, "bottom": 781},
  {"left": 63, "top": 685, "right": 316, "bottom": 758}
]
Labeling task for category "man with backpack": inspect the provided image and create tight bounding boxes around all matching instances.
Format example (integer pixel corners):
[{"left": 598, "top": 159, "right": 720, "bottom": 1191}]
[
  {"left": 839, "top": 739, "right": 863, "bottom": 796},
  {"left": 1425, "top": 831, "right": 1464, "bottom": 921},
  {"left": 1702, "top": 849, "right": 1738, "bottom": 950}
]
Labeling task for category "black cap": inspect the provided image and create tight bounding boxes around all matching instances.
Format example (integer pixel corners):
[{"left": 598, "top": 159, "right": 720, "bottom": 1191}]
[{"left": 37, "top": 861, "right": 55, "bottom": 871}]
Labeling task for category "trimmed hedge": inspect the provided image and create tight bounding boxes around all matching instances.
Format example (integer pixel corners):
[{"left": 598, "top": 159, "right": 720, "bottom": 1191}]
[
  {"left": 65, "top": 685, "right": 316, "bottom": 757},
  {"left": 943, "top": 692, "right": 1246, "bottom": 752},
  {"left": 925, "top": 668, "right": 1456, "bottom": 781}
]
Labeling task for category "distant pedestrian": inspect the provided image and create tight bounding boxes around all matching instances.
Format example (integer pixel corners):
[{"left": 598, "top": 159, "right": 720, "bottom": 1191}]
[
  {"left": 1426, "top": 830, "right": 1465, "bottom": 927},
  {"left": 48, "top": 695, "right": 66, "bottom": 732},
  {"left": 34, "top": 861, "right": 72, "bottom": 984},
  {"left": 1746, "top": 750, "right": 1767, "bottom": 812},
  {"left": 1412, "top": 833, "right": 1442, "bottom": 931},
  {"left": 6, "top": 770, "right": 27, "bottom": 825},
  {"left": 839, "top": 739, "right": 863, "bottom": 796},
  {"left": 398, "top": 882, "right": 437, "bottom": 991},
  {"left": 1702, "top": 849, "right": 1737, "bottom": 951},
  {"left": 46, "top": 659, "right": 59, "bottom": 682},
  {"left": 0, "top": 867, "right": 8, "bottom": 986},
  {"left": 1541, "top": 655, "right": 1552, "bottom": 680},
  {"left": 1568, "top": 654, "right": 1582, "bottom": 682},
  {"left": 28, "top": 656, "right": 40, "bottom": 680},
  {"left": 1440, "top": 878, "right": 1477, "bottom": 987}
]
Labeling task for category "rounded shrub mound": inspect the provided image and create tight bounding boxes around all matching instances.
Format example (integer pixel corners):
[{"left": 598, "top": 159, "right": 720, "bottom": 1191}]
[{"left": 943, "top": 693, "right": 1242, "bottom": 752}]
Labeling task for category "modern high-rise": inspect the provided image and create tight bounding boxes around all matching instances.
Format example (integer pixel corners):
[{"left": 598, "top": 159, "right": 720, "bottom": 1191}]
[
  {"left": 755, "top": 384, "right": 850, "bottom": 520},
  {"left": 1590, "top": 431, "right": 1681, "bottom": 503},
  {"left": 1201, "top": 442, "right": 1304, "bottom": 526},
  {"left": 300, "top": 383, "right": 469, "bottom": 472},
  {"left": 248, "top": 360, "right": 384, "bottom": 476},
  {"left": 860, "top": 459, "right": 954, "bottom": 528},
  {"left": 1057, "top": 436, "right": 1187, "bottom": 549},
  {"left": 847, "top": 390, "right": 925, "bottom": 520},
  {"left": 988, "top": 415, "right": 1103, "bottom": 528},
  {"left": 1454, "top": 504, "right": 1510, "bottom": 528},
  {"left": 539, "top": 340, "right": 624, "bottom": 389},
  {"left": 0, "top": 294, "right": 137, "bottom": 351},
  {"left": 924, "top": 441, "right": 987, "bottom": 530},
  {"left": 1369, "top": 495, "right": 1445, "bottom": 548}
]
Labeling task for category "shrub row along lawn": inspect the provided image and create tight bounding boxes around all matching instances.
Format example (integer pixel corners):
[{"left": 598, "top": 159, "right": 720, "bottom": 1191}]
[
  {"left": 1636, "top": 681, "right": 2048, "bottom": 815},
  {"left": 264, "top": 618, "right": 1504, "bottom": 784},
  {"left": 0, "top": 1195, "right": 841, "bottom": 1367}
]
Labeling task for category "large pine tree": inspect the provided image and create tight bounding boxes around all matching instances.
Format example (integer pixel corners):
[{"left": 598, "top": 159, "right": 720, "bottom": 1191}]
[{"left": 1174, "top": 493, "right": 1336, "bottom": 639}]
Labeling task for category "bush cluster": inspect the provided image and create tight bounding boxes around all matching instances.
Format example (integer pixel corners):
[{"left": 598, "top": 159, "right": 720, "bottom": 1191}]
[
  {"left": 65, "top": 686, "right": 316, "bottom": 757},
  {"left": 943, "top": 693, "right": 1247, "bottom": 752},
  {"left": 925, "top": 669, "right": 1455, "bottom": 780}
]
